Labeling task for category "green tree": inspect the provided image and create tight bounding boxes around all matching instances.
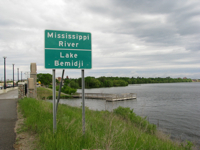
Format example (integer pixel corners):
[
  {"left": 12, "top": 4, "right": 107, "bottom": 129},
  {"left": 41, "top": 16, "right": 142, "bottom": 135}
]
[
  {"left": 37, "top": 73, "right": 52, "bottom": 86},
  {"left": 98, "top": 76, "right": 106, "bottom": 83},
  {"left": 104, "top": 80, "right": 113, "bottom": 87},
  {"left": 63, "top": 78, "right": 70, "bottom": 86},
  {"left": 85, "top": 77, "right": 101, "bottom": 88},
  {"left": 69, "top": 81, "right": 79, "bottom": 89}
]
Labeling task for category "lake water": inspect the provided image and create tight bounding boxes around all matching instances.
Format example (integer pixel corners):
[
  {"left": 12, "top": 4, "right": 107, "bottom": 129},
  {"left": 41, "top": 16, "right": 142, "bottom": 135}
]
[{"left": 58, "top": 82, "right": 200, "bottom": 146}]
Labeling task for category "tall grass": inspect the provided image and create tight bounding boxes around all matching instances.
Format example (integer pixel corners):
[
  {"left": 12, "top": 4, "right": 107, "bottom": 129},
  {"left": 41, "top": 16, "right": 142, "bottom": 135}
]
[
  {"left": 18, "top": 98, "right": 192, "bottom": 150},
  {"left": 37, "top": 87, "right": 72, "bottom": 100}
]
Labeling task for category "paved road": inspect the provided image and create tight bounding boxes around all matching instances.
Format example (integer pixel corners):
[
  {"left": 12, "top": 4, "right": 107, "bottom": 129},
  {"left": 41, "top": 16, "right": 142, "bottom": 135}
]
[{"left": 0, "top": 89, "right": 18, "bottom": 150}]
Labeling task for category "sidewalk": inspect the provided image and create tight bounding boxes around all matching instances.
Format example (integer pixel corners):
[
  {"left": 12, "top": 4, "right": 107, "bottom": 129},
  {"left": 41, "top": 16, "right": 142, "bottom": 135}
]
[{"left": 0, "top": 89, "right": 18, "bottom": 150}]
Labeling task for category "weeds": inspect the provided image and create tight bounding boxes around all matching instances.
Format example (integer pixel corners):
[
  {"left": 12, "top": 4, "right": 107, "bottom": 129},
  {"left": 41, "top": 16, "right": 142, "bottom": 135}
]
[
  {"left": 18, "top": 98, "right": 193, "bottom": 150},
  {"left": 37, "top": 87, "right": 72, "bottom": 100}
]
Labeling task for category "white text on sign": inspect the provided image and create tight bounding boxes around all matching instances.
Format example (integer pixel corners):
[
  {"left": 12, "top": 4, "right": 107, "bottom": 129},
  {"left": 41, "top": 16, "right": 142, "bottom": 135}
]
[
  {"left": 60, "top": 52, "right": 78, "bottom": 58},
  {"left": 47, "top": 32, "right": 90, "bottom": 41},
  {"left": 54, "top": 52, "right": 83, "bottom": 68}
]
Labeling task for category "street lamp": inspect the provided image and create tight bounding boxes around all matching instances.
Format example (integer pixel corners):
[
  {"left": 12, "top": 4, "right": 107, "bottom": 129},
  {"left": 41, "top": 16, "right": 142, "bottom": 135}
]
[
  {"left": 24, "top": 72, "right": 30, "bottom": 79},
  {"left": 17, "top": 68, "right": 19, "bottom": 84},
  {"left": 3, "top": 56, "right": 7, "bottom": 89},
  {"left": 13, "top": 64, "right": 15, "bottom": 88}
]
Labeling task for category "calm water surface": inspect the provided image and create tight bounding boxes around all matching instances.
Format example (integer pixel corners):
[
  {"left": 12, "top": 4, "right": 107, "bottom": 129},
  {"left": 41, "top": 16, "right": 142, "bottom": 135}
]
[{"left": 58, "top": 82, "right": 200, "bottom": 146}]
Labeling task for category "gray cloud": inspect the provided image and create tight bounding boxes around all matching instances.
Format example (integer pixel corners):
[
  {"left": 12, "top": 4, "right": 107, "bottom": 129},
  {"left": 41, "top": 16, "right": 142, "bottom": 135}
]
[
  {"left": 85, "top": 0, "right": 200, "bottom": 50},
  {"left": 0, "top": 0, "right": 199, "bottom": 80}
]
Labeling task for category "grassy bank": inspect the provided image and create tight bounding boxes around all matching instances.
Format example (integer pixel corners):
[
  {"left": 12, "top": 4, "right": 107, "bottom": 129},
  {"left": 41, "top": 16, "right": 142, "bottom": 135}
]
[
  {"left": 17, "top": 97, "right": 193, "bottom": 150},
  {"left": 37, "top": 87, "right": 72, "bottom": 100}
]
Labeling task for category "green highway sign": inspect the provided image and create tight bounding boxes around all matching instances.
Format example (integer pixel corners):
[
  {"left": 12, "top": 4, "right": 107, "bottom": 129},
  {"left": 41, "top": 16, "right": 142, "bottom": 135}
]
[{"left": 44, "top": 30, "right": 92, "bottom": 69}]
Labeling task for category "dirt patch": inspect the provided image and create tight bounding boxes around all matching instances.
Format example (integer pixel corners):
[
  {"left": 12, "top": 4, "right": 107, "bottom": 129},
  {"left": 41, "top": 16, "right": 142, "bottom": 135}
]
[{"left": 14, "top": 104, "right": 39, "bottom": 150}]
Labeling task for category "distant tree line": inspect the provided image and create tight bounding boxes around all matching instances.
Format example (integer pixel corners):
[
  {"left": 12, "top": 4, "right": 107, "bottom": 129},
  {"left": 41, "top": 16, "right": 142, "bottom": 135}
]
[
  {"left": 68, "top": 76, "right": 129, "bottom": 89},
  {"left": 69, "top": 76, "right": 192, "bottom": 89},
  {"left": 37, "top": 73, "right": 192, "bottom": 90},
  {"left": 129, "top": 76, "right": 192, "bottom": 84}
]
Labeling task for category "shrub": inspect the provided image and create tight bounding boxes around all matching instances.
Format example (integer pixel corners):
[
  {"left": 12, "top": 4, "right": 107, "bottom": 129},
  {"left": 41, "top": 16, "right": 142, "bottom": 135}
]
[{"left": 61, "top": 86, "right": 77, "bottom": 95}]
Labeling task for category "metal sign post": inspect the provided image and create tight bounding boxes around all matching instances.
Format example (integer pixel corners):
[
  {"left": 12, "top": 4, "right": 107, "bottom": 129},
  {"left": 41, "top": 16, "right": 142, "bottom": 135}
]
[
  {"left": 56, "top": 69, "right": 65, "bottom": 112},
  {"left": 82, "top": 69, "right": 85, "bottom": 134},
  {"left": 52, "top": 69, "right": 56, "bottom": 133}
]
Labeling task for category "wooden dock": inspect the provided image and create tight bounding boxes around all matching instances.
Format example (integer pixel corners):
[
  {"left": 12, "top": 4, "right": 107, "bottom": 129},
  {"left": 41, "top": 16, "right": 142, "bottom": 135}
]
[{"left": 72, "top": 93, "right": 136, "bottom": 102}]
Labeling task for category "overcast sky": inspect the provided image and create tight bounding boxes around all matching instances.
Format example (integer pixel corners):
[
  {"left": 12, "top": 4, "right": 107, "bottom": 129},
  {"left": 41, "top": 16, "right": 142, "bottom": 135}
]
[{"left": 0, "top": 0, "right": 200, "bottom": 80}]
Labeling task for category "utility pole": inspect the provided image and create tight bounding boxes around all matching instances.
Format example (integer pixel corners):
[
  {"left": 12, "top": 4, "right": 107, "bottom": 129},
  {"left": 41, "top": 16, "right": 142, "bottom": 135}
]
[
  {"left": 13, "top": 64, "right": 14, "bottom": 87},
  {"left": 21, "top": 71, "right": 22, "bottom": 82},
  {"left": 3, "top": 56, "right": 7, "bottom": 89}
]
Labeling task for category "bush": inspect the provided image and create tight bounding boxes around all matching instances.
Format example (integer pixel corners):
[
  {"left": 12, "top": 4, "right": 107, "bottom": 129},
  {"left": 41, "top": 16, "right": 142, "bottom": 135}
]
[{"left": 61, "top": 86, "right": 77, "bottom": 95}]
